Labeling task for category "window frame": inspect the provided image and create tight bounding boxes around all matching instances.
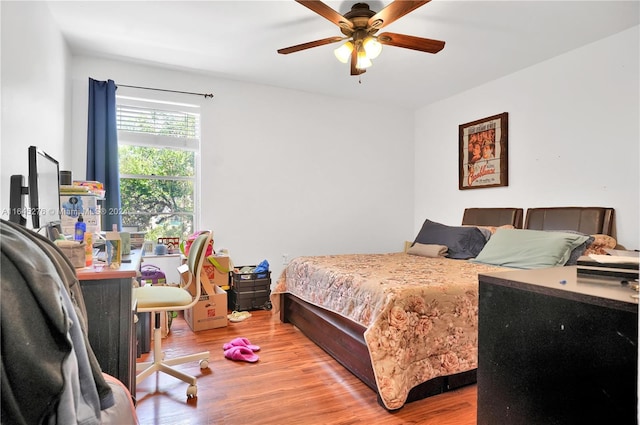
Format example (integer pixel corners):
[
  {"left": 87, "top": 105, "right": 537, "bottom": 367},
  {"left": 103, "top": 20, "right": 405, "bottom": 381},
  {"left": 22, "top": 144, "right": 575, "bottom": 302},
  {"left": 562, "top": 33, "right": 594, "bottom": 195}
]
[{"left": 115, "top": 91, "right": 202, "bottom": 236}]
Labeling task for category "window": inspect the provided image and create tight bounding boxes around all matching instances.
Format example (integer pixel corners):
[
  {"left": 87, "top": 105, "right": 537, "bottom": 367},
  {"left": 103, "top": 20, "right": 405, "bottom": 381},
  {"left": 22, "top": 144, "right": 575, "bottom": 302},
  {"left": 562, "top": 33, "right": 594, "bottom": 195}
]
[{"left": 116, "top": 95, "right": 200, "bottom": 241}]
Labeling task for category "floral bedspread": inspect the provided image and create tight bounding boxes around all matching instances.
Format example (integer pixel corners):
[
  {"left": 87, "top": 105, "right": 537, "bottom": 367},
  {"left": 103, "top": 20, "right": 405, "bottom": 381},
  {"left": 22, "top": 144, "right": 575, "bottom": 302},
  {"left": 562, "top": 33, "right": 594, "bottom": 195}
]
[{"left": 272, "top": 252, "right": 505, "bottom": 410}]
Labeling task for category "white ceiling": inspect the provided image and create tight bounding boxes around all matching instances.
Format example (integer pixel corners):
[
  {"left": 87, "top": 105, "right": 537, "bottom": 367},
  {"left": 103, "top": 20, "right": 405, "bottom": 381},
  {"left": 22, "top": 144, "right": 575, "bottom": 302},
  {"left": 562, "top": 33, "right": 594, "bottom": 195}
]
[{"left": 46, "top": 0, "right": 639, "bottom": 109}]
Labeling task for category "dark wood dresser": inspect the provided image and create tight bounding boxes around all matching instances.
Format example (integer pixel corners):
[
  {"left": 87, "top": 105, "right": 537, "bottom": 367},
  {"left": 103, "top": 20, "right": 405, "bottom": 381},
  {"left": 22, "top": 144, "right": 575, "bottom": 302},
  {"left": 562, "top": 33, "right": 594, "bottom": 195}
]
[
  {"left": 77, "top": 250, "right": 142, "bottom": 394},
  {"left": 478, "top": 266, "right": 638, "bottom": 425}
]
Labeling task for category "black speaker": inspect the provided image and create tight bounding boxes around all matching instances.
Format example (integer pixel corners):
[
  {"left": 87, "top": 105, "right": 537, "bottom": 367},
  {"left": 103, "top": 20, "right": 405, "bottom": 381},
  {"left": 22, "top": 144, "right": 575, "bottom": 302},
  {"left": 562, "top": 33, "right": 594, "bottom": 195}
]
[{"left": 9, "top": 175, "right": 28, "bottom": 225}]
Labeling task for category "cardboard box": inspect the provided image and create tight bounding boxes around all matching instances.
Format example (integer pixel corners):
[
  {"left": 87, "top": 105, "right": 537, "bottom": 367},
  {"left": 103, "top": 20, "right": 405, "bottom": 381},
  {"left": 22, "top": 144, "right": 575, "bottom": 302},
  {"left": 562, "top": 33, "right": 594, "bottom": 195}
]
[
  {"left": 180, "top": 264, "right": 204, "bottom": 297},
  {"left": 179, "top": 264, "right": 228, "bottom": 331},
  {"left": 184, "top": 285, "right": 227, "bottom": 331},
  {"left": 202, "top": 256, "right": 231, "bottom": 290}
]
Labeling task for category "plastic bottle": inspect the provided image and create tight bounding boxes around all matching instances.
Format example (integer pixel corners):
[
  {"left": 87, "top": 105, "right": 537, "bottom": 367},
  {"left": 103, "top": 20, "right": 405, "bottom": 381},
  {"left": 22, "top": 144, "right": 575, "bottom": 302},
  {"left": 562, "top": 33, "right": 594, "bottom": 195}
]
[
  {"left": 74, "top": 215, "right": 86, "bottom": 242},
  {"left": 84, "top": 231, "right": 93, "bottom": 267}
]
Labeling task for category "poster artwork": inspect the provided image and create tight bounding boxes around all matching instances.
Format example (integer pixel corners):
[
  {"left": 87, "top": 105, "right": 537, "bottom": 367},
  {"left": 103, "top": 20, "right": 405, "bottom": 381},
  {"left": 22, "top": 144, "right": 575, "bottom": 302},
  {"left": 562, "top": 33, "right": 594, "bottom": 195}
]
[
  {"left": 459, "top": 113, "right": 508, "bottom": 190},
  {"left": 464, "top": 120, "right": 501, "bottom": 186}
]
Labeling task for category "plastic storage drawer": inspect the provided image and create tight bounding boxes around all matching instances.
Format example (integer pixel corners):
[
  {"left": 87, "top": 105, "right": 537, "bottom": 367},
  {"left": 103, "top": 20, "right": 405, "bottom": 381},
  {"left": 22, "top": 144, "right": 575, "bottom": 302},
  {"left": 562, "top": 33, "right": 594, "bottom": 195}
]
[{"left": 230, "top": 266, "right": 272, "bottom": 311}]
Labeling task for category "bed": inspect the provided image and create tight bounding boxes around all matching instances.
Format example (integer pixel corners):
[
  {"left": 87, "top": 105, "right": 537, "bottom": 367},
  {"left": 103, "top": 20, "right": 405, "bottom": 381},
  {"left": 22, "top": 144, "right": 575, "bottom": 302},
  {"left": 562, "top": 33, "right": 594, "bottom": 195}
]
[{"left": 272, "top": 207, "right": 615, "bottom": 410}]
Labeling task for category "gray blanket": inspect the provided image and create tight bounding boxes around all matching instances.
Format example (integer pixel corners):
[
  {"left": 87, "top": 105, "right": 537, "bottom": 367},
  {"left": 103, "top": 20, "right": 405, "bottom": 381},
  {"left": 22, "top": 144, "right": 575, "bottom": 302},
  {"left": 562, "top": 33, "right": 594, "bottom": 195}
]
[{"left": 1, "top": 219, "right": 114, "bottom": 424}]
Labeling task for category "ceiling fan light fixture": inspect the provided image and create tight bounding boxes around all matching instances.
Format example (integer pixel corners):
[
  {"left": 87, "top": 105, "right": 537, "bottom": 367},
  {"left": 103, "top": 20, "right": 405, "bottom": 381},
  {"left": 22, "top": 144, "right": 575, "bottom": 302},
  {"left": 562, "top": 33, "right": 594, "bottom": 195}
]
[
  {"left": 277, "top": 1, "right": 444, "bottom": 77},
  {"left": 363, "top": 36, "right": 382, "bottom": 59},
  {"left": 334, "top": 41, "right": 354, "bottom": 64},
  {"left": 356, "top": 49, "right": 372, "bottom": 69}
]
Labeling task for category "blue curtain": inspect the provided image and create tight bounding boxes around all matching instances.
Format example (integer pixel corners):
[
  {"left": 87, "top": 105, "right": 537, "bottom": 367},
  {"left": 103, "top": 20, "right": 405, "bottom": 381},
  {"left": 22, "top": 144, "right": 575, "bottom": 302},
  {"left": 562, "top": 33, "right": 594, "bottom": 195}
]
[{"left": 86, "top": 78, "right": 122, "bottom": 231}]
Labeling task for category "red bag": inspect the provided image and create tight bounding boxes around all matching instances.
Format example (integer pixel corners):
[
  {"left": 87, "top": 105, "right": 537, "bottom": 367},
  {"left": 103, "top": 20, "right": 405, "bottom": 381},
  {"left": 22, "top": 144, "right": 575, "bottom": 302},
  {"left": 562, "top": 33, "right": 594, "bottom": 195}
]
[{"left": 181, "top": 231, "right": 214, "bottom": 257}]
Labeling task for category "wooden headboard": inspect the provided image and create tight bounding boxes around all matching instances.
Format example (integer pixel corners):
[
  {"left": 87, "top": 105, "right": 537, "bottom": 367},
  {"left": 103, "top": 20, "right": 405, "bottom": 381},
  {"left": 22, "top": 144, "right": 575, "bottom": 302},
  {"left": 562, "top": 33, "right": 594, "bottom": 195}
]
[
  {"left": 524, "top": 207, "right": 615, "bottom": 236},
  {"left": 462, "top": 208, "right": 524, "bottom": 228},
  {"left": 403, "top": 208, "right": 524, "bottom": 252}
]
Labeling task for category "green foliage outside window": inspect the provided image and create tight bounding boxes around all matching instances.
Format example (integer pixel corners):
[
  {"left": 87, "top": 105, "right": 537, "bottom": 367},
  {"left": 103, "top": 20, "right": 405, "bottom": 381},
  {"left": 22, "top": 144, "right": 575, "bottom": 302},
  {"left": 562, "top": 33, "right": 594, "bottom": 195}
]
[
  {"left": 119, "top": 145, "right": 195, "bottom": 241},
  {"left": 117, "top": 100, "right": 200, "bottom": 243}
]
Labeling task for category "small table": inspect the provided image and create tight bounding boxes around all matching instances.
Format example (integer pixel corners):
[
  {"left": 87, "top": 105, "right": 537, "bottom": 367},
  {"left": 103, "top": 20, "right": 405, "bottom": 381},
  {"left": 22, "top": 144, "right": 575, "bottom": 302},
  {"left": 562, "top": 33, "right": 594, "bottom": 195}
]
[
  {"left": 77, "top": 250, "right": 142, "bottom": 393},
  {"left": 478, "top": 266, "right": 638, "bottom": 425}
]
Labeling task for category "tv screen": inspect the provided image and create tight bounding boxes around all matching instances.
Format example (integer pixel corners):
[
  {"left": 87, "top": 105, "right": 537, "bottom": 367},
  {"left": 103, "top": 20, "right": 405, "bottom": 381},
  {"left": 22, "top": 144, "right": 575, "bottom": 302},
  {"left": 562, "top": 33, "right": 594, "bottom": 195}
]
[{"left": 28, "top": 146, "right": 61, "bottom": 235}]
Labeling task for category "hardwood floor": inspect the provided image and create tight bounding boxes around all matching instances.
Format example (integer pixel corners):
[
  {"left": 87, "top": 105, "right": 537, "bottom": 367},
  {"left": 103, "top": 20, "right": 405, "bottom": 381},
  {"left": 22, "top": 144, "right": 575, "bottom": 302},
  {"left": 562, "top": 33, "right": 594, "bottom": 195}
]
[{"left": 135, "top": 310, "right": 477, "bottom": 425}]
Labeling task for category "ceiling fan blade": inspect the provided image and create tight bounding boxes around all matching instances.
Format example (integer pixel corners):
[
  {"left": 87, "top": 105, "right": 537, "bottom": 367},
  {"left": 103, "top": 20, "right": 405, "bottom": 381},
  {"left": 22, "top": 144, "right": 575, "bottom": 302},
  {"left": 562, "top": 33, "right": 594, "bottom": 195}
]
[
  {"left": 368, "top": 0, "right": 431, "bottom": 30},
  {"left": 350, "top": 49, "right": 366, "bottom": 76},
  {"left": 277, "top": 36, "right": 344, "bottom": 55},
  {"left": 377, "top": 32, "right": 445, "bottom": 53},
  {"left": 296, "top": 0, "right": 354, "bottom": 31}
]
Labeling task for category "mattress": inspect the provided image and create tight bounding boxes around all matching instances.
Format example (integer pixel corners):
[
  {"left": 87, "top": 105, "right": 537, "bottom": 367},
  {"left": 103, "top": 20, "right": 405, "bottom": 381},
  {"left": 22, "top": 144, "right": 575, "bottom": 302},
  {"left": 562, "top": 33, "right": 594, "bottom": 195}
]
[{"left": 272, "top": 252, "right": 505, "bottom": 409}]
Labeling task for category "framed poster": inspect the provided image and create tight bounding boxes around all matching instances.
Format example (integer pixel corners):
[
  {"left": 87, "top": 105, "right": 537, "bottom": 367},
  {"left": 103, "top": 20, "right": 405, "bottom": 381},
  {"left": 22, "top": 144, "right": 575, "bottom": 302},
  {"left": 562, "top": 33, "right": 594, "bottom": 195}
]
[{"left": 459, "top": 112, "right": 508, "bottom": 190}]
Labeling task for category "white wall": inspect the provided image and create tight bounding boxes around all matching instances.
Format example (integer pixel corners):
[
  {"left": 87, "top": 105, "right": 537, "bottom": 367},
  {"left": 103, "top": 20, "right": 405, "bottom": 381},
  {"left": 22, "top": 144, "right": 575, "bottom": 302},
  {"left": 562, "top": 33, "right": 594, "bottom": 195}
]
[
  {"left": 69, "top": 58, "right": 416, "bottom": 279},
  {"left": 0, "top": 0, "right": 415, "bottom": 281},
  {"left": 2, "top": 1, "right": 637, "bottom": 281},
  {"left": 1, "top": 1, "right": 71, "bottom": 219},
  {"left": 415, "top": 26, "right": 639, "bottom": 250}
]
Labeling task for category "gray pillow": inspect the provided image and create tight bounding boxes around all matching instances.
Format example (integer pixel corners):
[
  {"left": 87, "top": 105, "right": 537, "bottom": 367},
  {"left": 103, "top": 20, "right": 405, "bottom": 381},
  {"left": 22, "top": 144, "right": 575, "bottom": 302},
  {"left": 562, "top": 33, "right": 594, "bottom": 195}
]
[
  {"left": 475, "top": 227, "right": 493, "bottom": 242},
  {"left": 413, "top": 219, "right": 487, "bottom": 259},
  {"left": 548, "top": 230, "right": 595, "bottom": 265}
]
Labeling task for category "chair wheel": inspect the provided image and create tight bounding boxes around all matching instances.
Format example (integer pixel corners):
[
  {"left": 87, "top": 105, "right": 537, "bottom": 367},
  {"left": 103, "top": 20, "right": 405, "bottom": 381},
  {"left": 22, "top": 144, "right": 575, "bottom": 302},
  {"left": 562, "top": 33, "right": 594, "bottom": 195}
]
[
  {"left": 187, "top": 385, "right": 197, "bottom": 398},
  {"left": 199, "top": 359, "right": 209, "bottom": 369}
]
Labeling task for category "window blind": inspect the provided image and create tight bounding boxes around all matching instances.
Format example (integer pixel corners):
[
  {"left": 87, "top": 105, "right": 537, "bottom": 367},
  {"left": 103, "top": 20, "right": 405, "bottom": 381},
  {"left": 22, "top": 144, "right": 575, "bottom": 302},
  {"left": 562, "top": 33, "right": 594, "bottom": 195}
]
[{"left": 117, "top": 104, "right": 199, "bottom": 139}]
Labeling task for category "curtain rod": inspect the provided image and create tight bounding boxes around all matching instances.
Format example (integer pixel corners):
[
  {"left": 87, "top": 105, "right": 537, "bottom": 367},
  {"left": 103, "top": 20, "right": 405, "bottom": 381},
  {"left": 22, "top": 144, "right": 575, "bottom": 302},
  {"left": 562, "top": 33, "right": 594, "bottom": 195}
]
[{"left": 117, "top": 84, "right": 214, "bottom": 99}]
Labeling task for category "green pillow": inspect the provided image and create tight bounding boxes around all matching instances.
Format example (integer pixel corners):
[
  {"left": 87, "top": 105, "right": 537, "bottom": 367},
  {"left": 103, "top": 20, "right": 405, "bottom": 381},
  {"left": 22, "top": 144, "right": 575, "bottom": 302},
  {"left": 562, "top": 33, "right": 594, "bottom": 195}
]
[{"left": 471, "top": 229, "right": 590, "bottom": 269}]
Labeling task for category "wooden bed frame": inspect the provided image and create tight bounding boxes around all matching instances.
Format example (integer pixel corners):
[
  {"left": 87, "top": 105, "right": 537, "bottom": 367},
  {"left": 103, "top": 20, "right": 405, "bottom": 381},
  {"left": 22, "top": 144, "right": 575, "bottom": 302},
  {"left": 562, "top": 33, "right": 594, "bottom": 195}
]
[{"left": 278, "top": 207, "right": 615, "bottom": 408}]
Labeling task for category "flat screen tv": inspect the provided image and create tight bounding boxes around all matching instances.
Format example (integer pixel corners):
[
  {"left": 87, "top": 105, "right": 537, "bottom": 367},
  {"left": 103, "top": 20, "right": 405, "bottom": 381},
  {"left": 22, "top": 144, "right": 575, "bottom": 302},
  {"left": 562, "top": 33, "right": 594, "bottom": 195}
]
[{"left": 28, "top": 146, "right": 62, "bottom": 238}]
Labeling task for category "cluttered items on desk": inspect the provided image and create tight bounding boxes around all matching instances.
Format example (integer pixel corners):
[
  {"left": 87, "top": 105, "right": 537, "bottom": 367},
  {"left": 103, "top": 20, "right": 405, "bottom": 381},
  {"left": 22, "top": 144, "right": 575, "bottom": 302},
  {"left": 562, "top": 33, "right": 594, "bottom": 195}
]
[
  {"left": 55, "top": 239, "right": 88, "bottom": 268},
  {"left": 54, "top": 214, "right": 93, "bottom": 268},
  {"left": 92, "top": 239, "right": 130, "bottom": 267},
  {"left": 82, "top": 225, "right": 132, "bottom": 270},
  {"left": 577, "top": 249, "right": 639, "bottom": 281}
]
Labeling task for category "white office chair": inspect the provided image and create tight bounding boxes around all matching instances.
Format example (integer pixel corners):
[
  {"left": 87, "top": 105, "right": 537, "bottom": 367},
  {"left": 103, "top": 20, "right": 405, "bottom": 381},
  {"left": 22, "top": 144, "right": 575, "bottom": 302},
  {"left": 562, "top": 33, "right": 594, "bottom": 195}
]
[{"left": 134, "top": 231, "right": 212, "bottom": 398}]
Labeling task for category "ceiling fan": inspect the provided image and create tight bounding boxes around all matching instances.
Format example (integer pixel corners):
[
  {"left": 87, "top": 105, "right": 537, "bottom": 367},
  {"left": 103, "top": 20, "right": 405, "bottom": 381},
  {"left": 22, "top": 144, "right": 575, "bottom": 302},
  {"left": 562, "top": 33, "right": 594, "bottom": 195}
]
[{"left": 277, "top": 1, "right": 445, "bottom": 76}]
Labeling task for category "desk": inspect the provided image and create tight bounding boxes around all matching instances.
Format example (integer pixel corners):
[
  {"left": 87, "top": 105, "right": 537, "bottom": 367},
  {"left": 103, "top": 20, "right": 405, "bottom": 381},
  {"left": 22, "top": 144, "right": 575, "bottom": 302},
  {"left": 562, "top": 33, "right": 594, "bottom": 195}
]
[
  {"left": 77, "top": 250, "right": 141, "bottom": 394},
  {"left": 478, "top": 266, "right": 638, "bottom": 424}
]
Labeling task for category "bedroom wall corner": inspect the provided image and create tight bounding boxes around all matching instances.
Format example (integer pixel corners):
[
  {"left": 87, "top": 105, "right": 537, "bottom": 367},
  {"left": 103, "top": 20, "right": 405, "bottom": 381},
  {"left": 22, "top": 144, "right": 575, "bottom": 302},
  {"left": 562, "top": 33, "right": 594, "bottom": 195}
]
[
  {"left": 413, "top": 26, "right": 639, "bottom": 250},
  {"left": 1, "top": 1, "right": 71, "bottom": 219}
]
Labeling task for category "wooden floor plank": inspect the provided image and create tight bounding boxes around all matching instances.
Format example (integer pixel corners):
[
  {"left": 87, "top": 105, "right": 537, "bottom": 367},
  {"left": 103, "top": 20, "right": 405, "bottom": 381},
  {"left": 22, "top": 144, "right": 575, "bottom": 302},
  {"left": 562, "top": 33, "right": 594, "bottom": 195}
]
[{"left": 135, "top": 310, "right": 477, "bottom": 424}]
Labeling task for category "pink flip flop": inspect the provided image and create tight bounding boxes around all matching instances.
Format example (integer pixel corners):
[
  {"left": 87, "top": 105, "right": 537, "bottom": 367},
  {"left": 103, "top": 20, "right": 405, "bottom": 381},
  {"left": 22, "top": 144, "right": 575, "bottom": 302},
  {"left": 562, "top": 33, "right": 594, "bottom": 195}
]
[
  {"left": 223, "top": 337, "right": 260, "bottom": 352},
  {"left": 224, "top": 345, "right": 259, "bottom": 363}
]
